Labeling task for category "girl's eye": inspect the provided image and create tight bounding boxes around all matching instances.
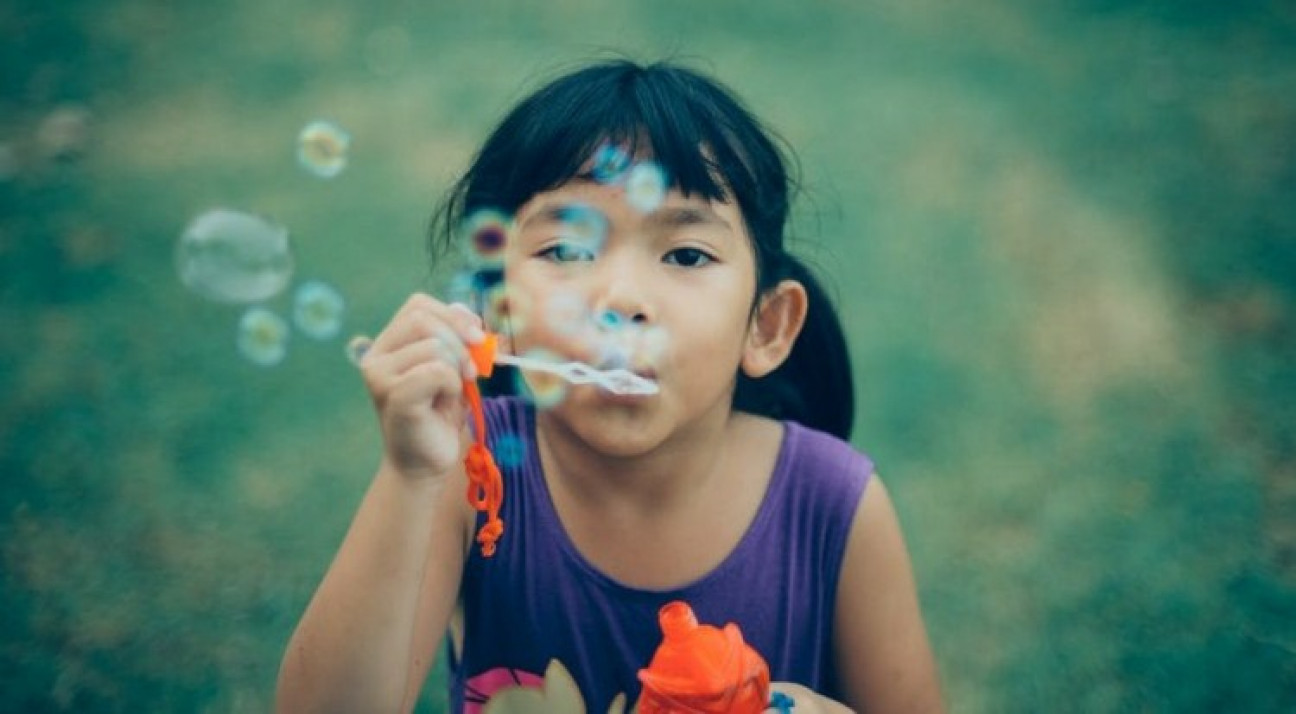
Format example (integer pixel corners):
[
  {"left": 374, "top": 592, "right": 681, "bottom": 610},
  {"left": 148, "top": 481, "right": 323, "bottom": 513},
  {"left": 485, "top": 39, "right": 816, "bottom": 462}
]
[
  {"left": 538, "top": 242, "right": 596, "bottom": 263},
  {"left": 663, "top": 247, "right": 713, "bottom": 268}
]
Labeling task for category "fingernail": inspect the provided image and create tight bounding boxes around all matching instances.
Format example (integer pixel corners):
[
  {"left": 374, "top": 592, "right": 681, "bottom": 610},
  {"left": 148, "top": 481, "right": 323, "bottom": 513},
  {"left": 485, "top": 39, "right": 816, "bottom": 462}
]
[{"left": 465, "top": 323, "right": 486, "bottom": 344}]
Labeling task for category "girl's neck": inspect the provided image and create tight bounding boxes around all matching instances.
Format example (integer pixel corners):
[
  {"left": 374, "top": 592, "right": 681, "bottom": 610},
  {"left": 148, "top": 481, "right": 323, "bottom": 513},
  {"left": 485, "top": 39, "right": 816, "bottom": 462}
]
[{"left": 534, "top": 402, "right": 736, "bottom": 516}]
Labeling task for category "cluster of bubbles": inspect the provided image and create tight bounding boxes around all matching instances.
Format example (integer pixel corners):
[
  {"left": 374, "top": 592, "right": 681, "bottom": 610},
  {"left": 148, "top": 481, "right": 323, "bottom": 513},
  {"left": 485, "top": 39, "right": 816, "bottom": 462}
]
[
  {"left": 176, "top": 120, "right": 354, "bottom": 366},
  {"left": 590, "top": 144, "right": 668, "bottom": 214},
  {"left": 442, "top": 142, "right": 679, "bottom": 409}
]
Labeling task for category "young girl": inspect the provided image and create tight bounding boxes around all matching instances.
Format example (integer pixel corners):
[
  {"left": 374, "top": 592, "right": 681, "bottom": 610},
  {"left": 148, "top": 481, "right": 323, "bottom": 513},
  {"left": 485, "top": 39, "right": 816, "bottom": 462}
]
[{"left": 277, "top": 60, "right": 944, "bottom": 714}]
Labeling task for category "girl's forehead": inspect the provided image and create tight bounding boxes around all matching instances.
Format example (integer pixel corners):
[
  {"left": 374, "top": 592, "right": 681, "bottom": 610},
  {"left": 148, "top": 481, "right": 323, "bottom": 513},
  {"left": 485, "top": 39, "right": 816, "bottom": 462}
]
[{"left": 516, "top": 179, "right": 742, "bottom": 229}]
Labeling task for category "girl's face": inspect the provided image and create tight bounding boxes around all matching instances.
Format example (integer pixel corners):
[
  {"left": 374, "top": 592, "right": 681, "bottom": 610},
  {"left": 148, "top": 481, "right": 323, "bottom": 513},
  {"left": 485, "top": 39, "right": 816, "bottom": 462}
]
[{"left": 502, "top": 176, "right": 759, "bottom": 456}]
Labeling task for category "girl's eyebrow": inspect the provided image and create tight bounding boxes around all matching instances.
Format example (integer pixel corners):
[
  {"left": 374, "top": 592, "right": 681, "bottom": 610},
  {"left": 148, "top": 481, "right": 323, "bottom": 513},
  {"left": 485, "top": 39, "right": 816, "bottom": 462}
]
[
  {"left": 518, "top": 203, "right": 577, "bottom": 229},
  {"left": 518, "top": 201, "right": 733, "bottom": 234},
  {"left": 647, "top": 205, "right": 732, "bottom": 233}
]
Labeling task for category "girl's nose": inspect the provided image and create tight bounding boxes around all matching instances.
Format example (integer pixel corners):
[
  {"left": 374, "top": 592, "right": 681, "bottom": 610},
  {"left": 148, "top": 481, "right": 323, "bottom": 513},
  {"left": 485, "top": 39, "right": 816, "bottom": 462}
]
[{"left": 589, "top": 251, "right": 652, "bottom": 325}]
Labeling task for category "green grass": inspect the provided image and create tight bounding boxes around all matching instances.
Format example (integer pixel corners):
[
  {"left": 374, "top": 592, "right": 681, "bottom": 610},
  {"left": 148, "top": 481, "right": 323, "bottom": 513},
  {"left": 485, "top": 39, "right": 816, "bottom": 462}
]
[{"left": 2, "top": 1, "right": 1294, "bottom": 711}]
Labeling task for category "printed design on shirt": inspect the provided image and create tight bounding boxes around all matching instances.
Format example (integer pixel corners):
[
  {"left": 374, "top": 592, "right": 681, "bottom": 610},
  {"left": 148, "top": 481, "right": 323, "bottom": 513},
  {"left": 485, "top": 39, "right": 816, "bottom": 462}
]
[{"left": 464, "top": 658, "right": 635, "bottom": 714}]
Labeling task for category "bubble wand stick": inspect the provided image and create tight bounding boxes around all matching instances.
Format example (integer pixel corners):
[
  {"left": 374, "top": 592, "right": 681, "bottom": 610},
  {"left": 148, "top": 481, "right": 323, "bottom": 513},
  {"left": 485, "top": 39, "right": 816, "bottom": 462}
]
[{"left": 491, "top": 352, "right": 659, "bottom": 396}]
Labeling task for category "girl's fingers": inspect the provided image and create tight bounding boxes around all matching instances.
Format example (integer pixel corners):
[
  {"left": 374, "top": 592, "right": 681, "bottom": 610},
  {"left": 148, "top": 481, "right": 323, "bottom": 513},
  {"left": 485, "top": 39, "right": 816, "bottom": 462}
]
[
  {"left": 384, "top": 360, "right": 464, "bottom": 415},
  {"left": 446, "top": 301, "right": 488, "bottom": 343},
  {"left": 375, "top": 329, "right": 475, "bottom": 382},
  {"left": 369, "top": 294, "right": 486, "bottom": 360}
]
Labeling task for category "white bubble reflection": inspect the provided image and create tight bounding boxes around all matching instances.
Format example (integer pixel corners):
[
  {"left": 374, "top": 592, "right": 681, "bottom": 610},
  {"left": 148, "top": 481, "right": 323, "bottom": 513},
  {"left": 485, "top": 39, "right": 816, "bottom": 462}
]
[{"left": 176, "top": 208, "right": 293, "bottom": 303}]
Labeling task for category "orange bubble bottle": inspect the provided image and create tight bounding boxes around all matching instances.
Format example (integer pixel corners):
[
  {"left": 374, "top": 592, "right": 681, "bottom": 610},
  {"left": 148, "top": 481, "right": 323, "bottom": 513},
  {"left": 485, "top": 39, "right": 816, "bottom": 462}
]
[{"left": 637, "top": 601, "right": 770, "bottom": 714}]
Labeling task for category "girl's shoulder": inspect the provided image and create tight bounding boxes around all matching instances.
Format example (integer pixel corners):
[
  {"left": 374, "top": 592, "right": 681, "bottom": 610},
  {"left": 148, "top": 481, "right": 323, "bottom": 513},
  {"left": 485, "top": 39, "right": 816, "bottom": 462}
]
[
  {"left": 778, "top": 417, "right": 876, "bottom": 487},
  {"left": 734, "top": 411, "right": 874, "bottom": 516}
]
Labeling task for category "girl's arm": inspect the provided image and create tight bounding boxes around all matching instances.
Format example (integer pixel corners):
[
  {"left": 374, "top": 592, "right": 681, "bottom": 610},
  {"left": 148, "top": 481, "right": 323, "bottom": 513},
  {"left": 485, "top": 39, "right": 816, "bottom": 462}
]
[
  {"left": 275, "top": 461, "right": 469, "bottom": 714},
  {"left": 831, "top": 475, "right": 945, "bottom": 713},
  {"left": 276, "top": 294, "right": 484, "bottom": 713}
]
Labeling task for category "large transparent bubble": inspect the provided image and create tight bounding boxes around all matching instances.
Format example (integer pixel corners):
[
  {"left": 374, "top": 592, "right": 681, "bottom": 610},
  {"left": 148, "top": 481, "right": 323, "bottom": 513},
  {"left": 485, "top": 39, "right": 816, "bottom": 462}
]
[{"left": 176, "top": 208, "right": 294, "bottom": 303}]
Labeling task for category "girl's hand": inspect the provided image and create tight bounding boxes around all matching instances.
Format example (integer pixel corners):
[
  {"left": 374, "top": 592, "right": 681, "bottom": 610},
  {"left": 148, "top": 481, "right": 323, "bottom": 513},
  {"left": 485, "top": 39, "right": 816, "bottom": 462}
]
[
  {"left": 358, "top": 294, "right": 486, "bottom": 480},
  {"left": 767, "top": 682, "right": 856, "bottom": 713}
]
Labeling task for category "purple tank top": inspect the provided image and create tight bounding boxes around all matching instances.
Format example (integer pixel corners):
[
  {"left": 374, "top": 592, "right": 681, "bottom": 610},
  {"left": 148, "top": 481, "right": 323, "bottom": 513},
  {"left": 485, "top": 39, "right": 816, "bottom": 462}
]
[{"left": 450, "top": 396, "right": 873, "bottom": 712}]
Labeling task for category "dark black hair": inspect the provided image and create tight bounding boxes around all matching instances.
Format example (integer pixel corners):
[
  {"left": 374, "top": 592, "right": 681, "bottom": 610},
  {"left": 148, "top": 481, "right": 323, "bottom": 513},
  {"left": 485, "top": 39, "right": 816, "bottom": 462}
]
[{"left": 431, "top": 59, "right": 855, "bottom": 439}]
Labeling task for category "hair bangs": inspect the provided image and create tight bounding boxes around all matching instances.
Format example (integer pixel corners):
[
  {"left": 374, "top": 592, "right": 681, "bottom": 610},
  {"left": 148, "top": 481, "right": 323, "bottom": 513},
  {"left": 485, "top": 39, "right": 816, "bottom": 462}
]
[{"left": 436, "top": 62, "right": 773, "bottom": 255}]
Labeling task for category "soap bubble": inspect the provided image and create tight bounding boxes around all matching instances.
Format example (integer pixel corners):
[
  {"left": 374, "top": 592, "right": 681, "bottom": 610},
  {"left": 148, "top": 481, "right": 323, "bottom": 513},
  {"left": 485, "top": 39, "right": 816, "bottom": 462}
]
[
  {"left": 594, "top": 308, "right": 627, "bottom": 332},
  {"left": 589, "top": 315, "right": 637, "bottom": 369},
  {"left": 544, "top": 290, "right": 592, "bottom": 337},
  {"left": 237, "top": 307, "right": 289, "bottom": 366},
  {"left": 292, "top": 280, "right": 345, "bottom": 339},
  {"left": 590, "top": 143, "right": 631, "bottom": 184},
  {"left": 482, "top": 283, "right": 528, "bottom": 335},
  {"left": 462, "top": 208, "right": 511, "bottom": 269},
  {"left": 493, "top": 432, "right": 528, "bottom": 469},
  {"left": 625, "top": 162, "right": 667, "bottom": 213},
  {"left": 345, "top": 334, "right": 373, "bottom": 365},
  {"left": 631, "top": 325, "right": 670, "bottom": 373},
  {"left": 445, "top": 270, "right": 477, "bottom": 307},
  {"left": 297, "top": 120, "right": 350, "bottom": 178},
  {"left": 176, "top": 208, "right": 293, "bottom": 303},
  {"left": 555, "top": 203, "right": 609, "bottom": 256},
  {"left": 516, "top": 348, "right": 568, "bottom": 409}
]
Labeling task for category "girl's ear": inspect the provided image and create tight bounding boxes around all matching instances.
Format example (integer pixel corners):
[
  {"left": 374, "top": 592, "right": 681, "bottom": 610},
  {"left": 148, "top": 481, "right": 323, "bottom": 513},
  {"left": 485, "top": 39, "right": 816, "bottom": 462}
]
[{"left": 742, "top": 279, "right": 808, "bottom": 379}]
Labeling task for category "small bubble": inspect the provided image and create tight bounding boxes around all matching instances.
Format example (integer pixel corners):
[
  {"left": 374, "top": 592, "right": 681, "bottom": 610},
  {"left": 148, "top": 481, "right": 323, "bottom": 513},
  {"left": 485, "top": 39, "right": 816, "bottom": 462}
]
[
  {"left": 177, "top": 208, "right": 293, "bottom": 303},
  {"left": 238, "top": 307, "right": 289, "bottom": 366},
  {"left": 462, "top": 208, "right": 512, "bottom": 269},
  {"left": 345, "top": 334, "right": 373, "bottom": 365},
  {"left": 493, "top": 432, "right": 528, "bottom": 469},
  {"left": 595, "top": 308, "right": 626, "bottom": 332},
  {"left": 589, "top": 319, "right": 636, "bottom": 370},
  {"left": 481, "top": 283, "right": 527, "bottom": 335},
  {"left": 544, "top": 291, "right": 591, "bottom": 337},
  {"left": 555, "top": 203, "right": 609, "bottom": 256},
  {"left": 445, "top": 270, "right": 477, "bottom": 307},
  {"left": 297, "top": 120, "right": 351, "bottom": 178},
  {"left": 632, "top": 325, "right": 670, "bottom": 372},
  {"left": 516, "top": 348, "right": 568, "bottom": 409},
  {"left": 292, "top": 280, "right": 346, "bottom": 339},
  {"left": 590, "top": 143, "right": 631, "bottom": 184},
  {"left": 625, "top": 162, "right": 667, "bottom": 213}
]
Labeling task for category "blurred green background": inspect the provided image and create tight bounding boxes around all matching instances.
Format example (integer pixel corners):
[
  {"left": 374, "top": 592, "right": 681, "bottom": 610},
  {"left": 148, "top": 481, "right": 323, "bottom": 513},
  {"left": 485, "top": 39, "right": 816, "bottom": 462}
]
[{"left": 2, "top": 1, "right": 1294, "bottom": 711}]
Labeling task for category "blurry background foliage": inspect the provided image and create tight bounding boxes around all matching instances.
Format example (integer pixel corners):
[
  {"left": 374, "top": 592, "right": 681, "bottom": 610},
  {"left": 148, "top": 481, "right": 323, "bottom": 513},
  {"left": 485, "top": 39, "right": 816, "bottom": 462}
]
[{"left": 2, "top": 1, "right": 1294, "bottom": 711}]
